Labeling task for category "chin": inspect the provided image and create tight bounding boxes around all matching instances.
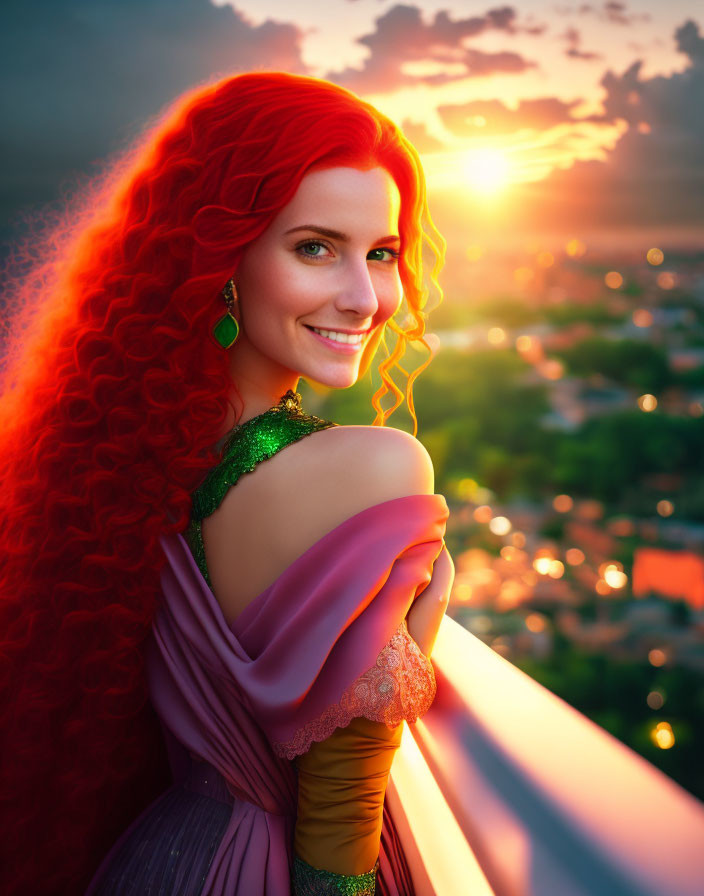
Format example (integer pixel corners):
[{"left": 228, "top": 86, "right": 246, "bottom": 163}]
[{"left": 304, "top": 367, "right": 360, "bottom": 391}]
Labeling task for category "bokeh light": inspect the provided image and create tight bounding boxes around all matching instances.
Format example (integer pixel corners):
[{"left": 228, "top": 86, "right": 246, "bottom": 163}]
[
  {"left": 487, "top": 326, "right": 506, "bottom": 345},
  {"left": 650, "top": 721, "right": 675, "bottom": 750},
  {"left": 565, "top": 548, "right": 585, "bottom": 565},
  {"left": 647, "top": 690, "right": 665, "bottom": 710},
  {"left": 648, "top": 648, "right": 667, "bottom": 667},
  {"left": 605, "top": 271, "right": 623, "bottom": 289},
  {"left": 646, "top": 247, "right": 664, "bottom": 266},
  {"left": 638, "top": 394, "right": 657, "bottom": 412},
  {"left": 656, "top": 500, "right": 674, "bottom": 517},
  {"left": 632, "top": 308, "right": 653, "bottom": 327},
  {"left": 656, "top": 271, "right": 677, "bottom": 289},
  {"left": 525, "top": 613, "right": 547, "bottom": 632},
  {"left": 473, "top": 505, "right": 493, "bottom": 524},
  {"left": 553, "top": 494, "right": 574, "bottom": 513},
  {"left": 489, "top": 515, "right": 512, "bottom": 536},
  {"left": 565, "top": 238, "right": 586, "bottom": 258}
]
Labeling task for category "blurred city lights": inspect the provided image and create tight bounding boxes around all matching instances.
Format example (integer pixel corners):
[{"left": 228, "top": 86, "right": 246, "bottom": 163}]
[
  {"left": 489, "top": 515, "right": 512, "bottom": 536},
  {"left": 547, "top": 560, "right": 565, "bottom": 579},
  {"left": 656, "top": 500, "right": 674, "bottom": 517},
  {"left": 456, "top": 477, "right": 479, "bottom": 501},
  {"left": 533, "top": 556, "right": 552, "bottom": 575},
  {"left": 565, "top": 238, "right": 587, "bottom": 258},
  {"left": 515, "top": 334, "right": 543, "bottom": 363},
  {"left": 536, "top": 250, "right": 554, "bottom": 268},
  {"left": 599, "top": 560, "right": 623, "bottom": 577},
  {"left": 632, "top": 308, "right": 653, "bottom": 327},
  {"left": 656, "top": 271, "right": 677, "bottom": 290},
  {"left": 646, "top": 247, "right": 664, "bottom": 266},
  {"left": 565, "top": 548, "right": 585, "bottom": 565},
  {"left": 487, "top": 326, "right": 506, "bottom": 345},
  {"left": 647, "top": 690, "right": 665, "bottom": 710},
  {"left": 473, "top": 505, "right": 493, "bottom": 524},
  {"left": 553, "top": 494, "right": 574, "bottom": 513},
  {"left": 525, "top": 612, "right": 547, "bottom": 632},
  {"left": 638, "top": 393, "right": 657, "bottom": 412},
  {"left": 604, "top": 567, "right": 628, "bottom": 589},
  {"left": 595, "top": 580, "right": 611, "bottom": 595},
  {"left": 511, "top": 532, "right": 526, "bottom": 548},
  {"left": 650, "top": 721, "right": 675, "bottom": 750},
  {"left": 537, "top": 359, "right": 564, "bottom": 380},
  {"left": 605, "top": 271, "right": 623, "bottom": 289},
  {"left": 648, "top": 648, "right": 667, "bottom": 667},
  {"left": 466, "top": 244, "right": 484, "bottom": 262}
]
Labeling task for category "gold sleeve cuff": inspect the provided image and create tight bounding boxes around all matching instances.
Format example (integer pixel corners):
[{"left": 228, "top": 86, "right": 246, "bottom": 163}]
[{"left": 293, "top": 714, "right": 403, "bottom": 876}]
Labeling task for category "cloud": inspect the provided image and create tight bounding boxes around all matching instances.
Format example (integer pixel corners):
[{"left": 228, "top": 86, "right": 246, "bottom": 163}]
[
  {"left": 513, "top": 19, "right": 704, "bottom": 228},
  {"left": 555, "top": 2, "right": 650, "bottom": 25},
  {"left": 400, "top": 119, "right": 446, "bottom": 153},
  {"left": 561, "top": 27, "right": 602, "bottom": 61},
  {"left": 326, "top": 4, "right": 537, "bottom": 93},
  {"left": 0, "top": 0, "right": 307, "bottom": 238},
  {"left": 438, "top": 96, "right": 583, "bottom": 137}
]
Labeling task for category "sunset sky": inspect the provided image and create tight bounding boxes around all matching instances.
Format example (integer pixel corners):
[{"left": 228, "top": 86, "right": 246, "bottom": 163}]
[{"left": 2, "top": 1, "right": 702, "bottom": 255}]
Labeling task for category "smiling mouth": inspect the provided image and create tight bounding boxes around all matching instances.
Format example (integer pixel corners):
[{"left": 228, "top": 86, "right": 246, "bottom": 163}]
[{"left": 304, "top": 325, "right": 369, "bottom": 346}]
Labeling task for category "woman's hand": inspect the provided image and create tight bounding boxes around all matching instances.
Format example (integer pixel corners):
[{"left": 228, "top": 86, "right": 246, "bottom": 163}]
[{"left": 405, "top": 544, "right": 455, "bottom": 658}]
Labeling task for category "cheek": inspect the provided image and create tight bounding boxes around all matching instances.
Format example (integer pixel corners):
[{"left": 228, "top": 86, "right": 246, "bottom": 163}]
[{"left": 376, "top": 270, "right": 403, "bottom": 319}]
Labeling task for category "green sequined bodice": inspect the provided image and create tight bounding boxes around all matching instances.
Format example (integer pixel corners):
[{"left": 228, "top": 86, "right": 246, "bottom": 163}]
[{"left": 184, "top": 389, "right": 337, "bottom": 587}]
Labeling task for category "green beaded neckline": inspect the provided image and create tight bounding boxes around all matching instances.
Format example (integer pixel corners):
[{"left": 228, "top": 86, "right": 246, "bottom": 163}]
[{"left": 184, "top": 389, "right": 337, "bottom": 587}]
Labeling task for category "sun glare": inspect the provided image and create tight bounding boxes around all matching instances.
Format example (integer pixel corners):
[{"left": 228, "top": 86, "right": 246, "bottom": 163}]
[{"left": 464, "top": 148, "right": 511, "bottom": 196}]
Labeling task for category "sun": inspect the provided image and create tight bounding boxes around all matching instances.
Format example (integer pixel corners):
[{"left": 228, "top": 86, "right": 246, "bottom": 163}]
[{"left": 464, "top": 148, "right": 511, "bottom": 196}]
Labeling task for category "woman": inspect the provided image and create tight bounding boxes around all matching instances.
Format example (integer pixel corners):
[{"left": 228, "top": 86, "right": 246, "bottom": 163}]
[{"left": 0, "top": 71, "right": 454, "bottom": 894}]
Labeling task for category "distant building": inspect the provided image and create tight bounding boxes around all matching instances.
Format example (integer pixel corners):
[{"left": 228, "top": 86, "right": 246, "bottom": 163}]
[{"left": 632, "top": 547, "right": 704, "bottom": 610}]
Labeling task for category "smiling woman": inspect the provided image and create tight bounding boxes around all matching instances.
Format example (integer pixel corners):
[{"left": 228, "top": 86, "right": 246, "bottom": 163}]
[{"left": 0, "top": 72, "right": 450, "bottom": 896}]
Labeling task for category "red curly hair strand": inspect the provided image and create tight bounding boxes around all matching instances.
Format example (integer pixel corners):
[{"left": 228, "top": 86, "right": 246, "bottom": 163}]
[{"left": 0, "top": 71, "right": 444, "bottom": 894}]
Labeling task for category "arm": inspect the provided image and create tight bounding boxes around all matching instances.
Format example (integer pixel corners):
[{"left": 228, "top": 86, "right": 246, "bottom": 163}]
[
  {"left": 292, "top": 716, "right": 403, "bottom": 892},
  {"left": 405, "top": 543, "right": 455, "bottom": 657},
  {"left": 289, "top": 428, "right": 440, "bottom": 894}
]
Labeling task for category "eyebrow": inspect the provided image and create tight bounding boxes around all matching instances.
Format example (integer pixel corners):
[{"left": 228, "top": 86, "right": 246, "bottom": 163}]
[{"left": 284, "top": 225, "right": 401, "bottom": 243}]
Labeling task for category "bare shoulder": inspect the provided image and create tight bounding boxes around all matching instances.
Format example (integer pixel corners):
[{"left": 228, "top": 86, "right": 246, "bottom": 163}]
[
  {"left": 273, "top": 423, "right": 435, "bottom": 519},
  {"left": 202, "top": 423, "right": 436, "bottom": 624}
]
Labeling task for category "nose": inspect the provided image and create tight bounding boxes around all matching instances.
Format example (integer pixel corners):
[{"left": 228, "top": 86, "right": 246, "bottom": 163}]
[{"left": 335, "top": 257, "right": 379, "bottom": 321}]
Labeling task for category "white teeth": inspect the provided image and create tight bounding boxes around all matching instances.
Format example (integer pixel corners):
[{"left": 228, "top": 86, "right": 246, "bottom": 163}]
[{"left": 310, "top": 326, "right": 364, "bottom": 345}]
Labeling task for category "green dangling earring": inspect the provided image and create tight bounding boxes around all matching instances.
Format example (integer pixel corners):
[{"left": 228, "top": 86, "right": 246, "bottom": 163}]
[{"left": 213, "top": 278, "right": 240, "bottom": 348}]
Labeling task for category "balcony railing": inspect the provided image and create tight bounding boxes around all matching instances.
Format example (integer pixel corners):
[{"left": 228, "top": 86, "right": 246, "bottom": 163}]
[{"left": 387, "top": 616, "right": 704, "bottom": 896}]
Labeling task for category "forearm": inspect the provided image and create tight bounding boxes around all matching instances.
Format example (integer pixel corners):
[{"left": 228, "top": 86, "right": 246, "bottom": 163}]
[{"left": 292, "top": 715, "right": 403, "bottom": 886}]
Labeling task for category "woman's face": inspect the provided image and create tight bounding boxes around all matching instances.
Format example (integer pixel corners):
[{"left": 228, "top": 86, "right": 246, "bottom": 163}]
[{"left": 232, "top": 165, "right": 403, "bottom": 391}]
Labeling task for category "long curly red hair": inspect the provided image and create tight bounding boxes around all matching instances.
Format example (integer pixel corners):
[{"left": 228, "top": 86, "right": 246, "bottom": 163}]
[{"left": 0, "top": 71, "right": 444, "bottom": 894}]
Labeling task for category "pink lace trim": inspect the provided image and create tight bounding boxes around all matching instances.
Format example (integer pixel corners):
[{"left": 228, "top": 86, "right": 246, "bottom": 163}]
[{"left": 272, "top": 617, "right": 436, "bottom": 760}]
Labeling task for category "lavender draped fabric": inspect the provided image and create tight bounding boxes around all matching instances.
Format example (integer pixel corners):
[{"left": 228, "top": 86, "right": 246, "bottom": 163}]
[{"left": 87, "top": 493, "right": 449, "bottom": 895}]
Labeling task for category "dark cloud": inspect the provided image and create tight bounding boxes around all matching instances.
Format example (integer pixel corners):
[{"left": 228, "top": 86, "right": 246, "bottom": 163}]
[
  {"left": 0, "top": 0, "right": 307, "bottom": 239},
  {"left": 438, "top": 96, "right": 583, "bottom": 137},
  {"left": 326, "top": 4, "right": 537, "bottom": 93},
  {"left": 562, "top": 26, "right": 602, "bottom": 61},
  {"left": 515, "top": 19, "right": 704, "bottom": 227},
  {"left": 602, "top": 1, "right": 649, "bottom": 26},
  {"left": 555, "top": 2, "right": 650, "bottom": 25}
]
